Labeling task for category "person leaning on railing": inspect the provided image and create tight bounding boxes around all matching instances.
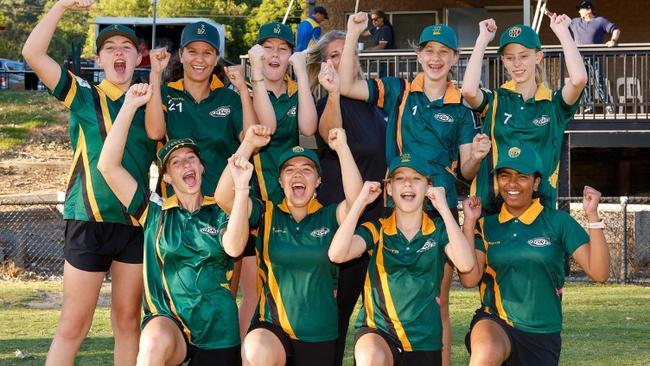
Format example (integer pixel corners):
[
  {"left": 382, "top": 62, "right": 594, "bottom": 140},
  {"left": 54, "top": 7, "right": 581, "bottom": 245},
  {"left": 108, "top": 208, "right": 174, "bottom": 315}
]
[
  {"left": 459, "top": 144, "right": 610, "bottom": 366},
  {"left": 462, "top": 16, "right": 588, "bottom": 215}
]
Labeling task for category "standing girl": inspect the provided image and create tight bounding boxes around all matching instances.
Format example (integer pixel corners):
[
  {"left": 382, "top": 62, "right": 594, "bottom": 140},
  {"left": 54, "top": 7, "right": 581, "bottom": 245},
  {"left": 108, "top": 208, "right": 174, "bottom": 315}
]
[
  {"left": 462, "top": 15, "right": 588, "bottom": 214},
  {"left": 22, "top": 0, "right": 155, "bottom": 364},
  {"left": 145, "top": 21, "right": 256, "bottom": 196}
]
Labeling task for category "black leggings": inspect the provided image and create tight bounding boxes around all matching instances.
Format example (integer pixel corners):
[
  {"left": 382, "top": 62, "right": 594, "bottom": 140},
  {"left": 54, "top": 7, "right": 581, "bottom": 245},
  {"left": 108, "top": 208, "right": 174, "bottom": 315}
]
[{"left": 334, "top": 253, "right": 370, "bottom": 365}]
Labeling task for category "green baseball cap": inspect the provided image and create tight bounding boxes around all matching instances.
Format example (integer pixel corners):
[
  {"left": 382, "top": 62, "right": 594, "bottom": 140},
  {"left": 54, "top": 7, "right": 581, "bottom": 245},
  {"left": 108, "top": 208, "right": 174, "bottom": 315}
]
[
  {"left": 498, "top": 24, "right": 542, "bottom": 54},
  {"left": 419, "top": 24, "right": 458, "bottom": 50},
  {"left": 96, "top": 24, "right": 138, "bottom": 54},
  {"left": 493, "top": 145, "right": 543, "bottom": 176},
  {"left": 157, "top": 138, "right": 201, "bottom": 169},
  {"left": 388, "top": 153, "right": 431, "bottom": 179},
  {"left": 257, "top": 22, "right": 295, "bottom": 47},
  {"left": 181, "top": 21, "right": 220, "bottom": 52},
  {"left": 278, "top": 146, "right": 321, "bottom": 173}
]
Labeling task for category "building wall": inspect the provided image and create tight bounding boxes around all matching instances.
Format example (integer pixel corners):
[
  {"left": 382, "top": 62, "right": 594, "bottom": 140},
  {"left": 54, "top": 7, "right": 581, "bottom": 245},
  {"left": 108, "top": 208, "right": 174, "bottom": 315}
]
[{"left": 317, "top": 0, "right": 648, "bottom": 45}]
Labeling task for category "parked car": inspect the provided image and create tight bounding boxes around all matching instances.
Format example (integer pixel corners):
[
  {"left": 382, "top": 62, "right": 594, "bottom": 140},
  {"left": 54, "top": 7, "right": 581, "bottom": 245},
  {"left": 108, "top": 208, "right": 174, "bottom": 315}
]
[{"left": 0, "top": 58, "right": 26, "bottom": 90}]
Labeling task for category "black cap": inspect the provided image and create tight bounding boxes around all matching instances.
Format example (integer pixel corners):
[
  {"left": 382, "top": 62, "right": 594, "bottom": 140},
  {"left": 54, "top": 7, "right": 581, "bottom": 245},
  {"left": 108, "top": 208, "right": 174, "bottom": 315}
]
[
  {"left": 314, "top": 6, "right": 329, "bottom": 19},
  {"left": 577, "top": 1, "right": 594, "bottom": 9}
]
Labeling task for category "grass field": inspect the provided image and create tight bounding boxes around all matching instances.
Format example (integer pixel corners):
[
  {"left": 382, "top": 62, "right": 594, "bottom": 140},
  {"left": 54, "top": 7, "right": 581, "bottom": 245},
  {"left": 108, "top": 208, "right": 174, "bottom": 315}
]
[
  {"left": 1, "top": 281, "right": 649, "bottom": 365},
  {"left": 0, "top": 91, "right": 66, "bottom": 151}
]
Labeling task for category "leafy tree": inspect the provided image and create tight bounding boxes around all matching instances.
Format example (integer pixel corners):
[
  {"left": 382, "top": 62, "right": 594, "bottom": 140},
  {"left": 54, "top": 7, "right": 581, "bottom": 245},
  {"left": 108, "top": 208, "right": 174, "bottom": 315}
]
[{"left": 244, "top": 0, "right": 303, "bottom": 47}]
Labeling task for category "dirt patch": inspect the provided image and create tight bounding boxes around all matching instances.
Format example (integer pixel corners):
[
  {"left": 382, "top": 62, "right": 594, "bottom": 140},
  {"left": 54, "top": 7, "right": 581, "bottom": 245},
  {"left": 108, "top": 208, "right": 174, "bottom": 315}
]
[
  {"left": 0, "top": 123, "right": 70, "bottom": 196},
  {"left": 25, "top": 283, "right": 112, "bottom": 309}
]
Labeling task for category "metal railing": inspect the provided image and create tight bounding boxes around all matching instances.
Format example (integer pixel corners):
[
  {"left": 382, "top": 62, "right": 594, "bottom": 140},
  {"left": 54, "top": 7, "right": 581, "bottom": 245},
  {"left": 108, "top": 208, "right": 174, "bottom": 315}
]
[
  {"left": 1, "top": 197, "right": 649, "bottom": 283},
  {"left": 356, "top": 43, "right": 650, "bottom": 120}
]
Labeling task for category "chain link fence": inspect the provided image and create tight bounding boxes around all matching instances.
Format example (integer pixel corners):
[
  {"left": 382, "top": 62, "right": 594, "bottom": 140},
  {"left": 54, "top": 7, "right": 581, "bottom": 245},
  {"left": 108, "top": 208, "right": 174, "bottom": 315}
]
[{"left": 1, "top": 198, "right": 649, "bottom": 283}]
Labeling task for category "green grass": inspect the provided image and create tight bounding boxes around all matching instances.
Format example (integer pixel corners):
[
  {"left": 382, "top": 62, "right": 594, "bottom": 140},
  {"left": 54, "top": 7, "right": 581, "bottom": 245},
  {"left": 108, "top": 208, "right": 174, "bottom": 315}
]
[
  {"left": 1, "top": 281, "right": 649, "bottom": 365},
  {"left": 0, "top": 91, "right": 67, "bottom": 151}
]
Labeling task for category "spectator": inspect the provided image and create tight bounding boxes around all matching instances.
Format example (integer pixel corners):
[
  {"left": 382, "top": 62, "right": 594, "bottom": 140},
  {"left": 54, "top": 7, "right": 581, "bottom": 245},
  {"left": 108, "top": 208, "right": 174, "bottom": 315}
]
[
  {"left": 569, "top": 0, "right": 619, "bottom": 113},
  {"left": 365, "top": 9, "right": 395, "bottom": 50},
  {"left": 296, "top": 6, "right": 329, "bottom": 52}
]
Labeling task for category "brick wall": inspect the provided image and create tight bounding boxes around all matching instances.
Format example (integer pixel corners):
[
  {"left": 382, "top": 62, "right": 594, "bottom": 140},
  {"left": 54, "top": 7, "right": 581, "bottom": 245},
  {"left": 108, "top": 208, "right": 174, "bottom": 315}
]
[{"left": 316, "top": 0, "right": 648, "bottom": 45}]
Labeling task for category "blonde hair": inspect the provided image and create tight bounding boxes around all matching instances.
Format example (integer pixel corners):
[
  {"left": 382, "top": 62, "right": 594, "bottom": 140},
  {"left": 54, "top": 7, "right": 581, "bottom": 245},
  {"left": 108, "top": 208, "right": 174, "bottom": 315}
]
[{"left": 306, "top": 30, "right": 363, "bottom": 95}]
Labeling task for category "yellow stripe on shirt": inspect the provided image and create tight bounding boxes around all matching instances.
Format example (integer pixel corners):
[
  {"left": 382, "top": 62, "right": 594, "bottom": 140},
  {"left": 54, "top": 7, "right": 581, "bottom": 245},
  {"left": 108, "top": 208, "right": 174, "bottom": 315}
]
[
  {"left": 376, "top": 232, "right": 412, "bottom": 351},
  {"left": 63, "top": 71, "right": 78, "bottom": 109},
  {"left": 253, "top": 153, "right": 269, "bottom": 202},
  {"left": 484, "top": 265, "right": 513, "bottom": 327},
  {"left": 261, "top": 201, "right": 297, "bottom": 338},
  {"left": 363, "top": 271, "right": 376, "bottom": 328},
  {"left": 78, "top": 128, "right": 103, "bottom": 221}
]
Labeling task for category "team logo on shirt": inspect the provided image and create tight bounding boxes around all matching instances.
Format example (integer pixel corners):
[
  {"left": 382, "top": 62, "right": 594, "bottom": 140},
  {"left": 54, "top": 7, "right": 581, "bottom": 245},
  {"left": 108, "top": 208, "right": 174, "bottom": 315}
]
[
  {"left": 509, "top": 27, "right": 522, "bottom": 38},
  {"left": 200, "top": 225, "right": 219, "bottom": 236},
  {"left": 528, "top": 237, "right": 551, "bottom": 247},
  {"left": 75, "top": 76, "right": 91, "bottom": 89},
  {"left": 310, "top": 227, "right": 330, "bottom": 238},
  {"left": 417, "top": 239, "right": 437, "bottom": 253},
  {"left": 287, "top": 106, "right": 297, "bottom": 117},
  {"left": 272, "top": 226, "right": 288, "bottom": 234},
  {"left": 532, "top": 115, "right": 550, "bottom": 126},
  {"left": 209, "top": 106, "right": 231, "bottom": 118},
  {"left": 434, "top": 113, "right": 454, "bottom": 123}
]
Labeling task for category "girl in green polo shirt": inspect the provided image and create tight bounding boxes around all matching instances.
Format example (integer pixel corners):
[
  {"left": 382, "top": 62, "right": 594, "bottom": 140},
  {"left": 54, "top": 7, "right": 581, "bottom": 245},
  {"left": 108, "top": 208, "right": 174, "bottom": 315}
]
[
  {"left": 247, "top": 21, "right": 318, "bottom": 204},
  {"left": 328, "top": 154, "right": 477, "bottom": 366},
  {"left": 145, "top": 21, "right": 256, "bottom": 197},
  {"left": 214, "top": 127, "right": 362, "bottom": 366},
  {"left": 98, "top": 83, "right": 255, "bottom": 365},
  {"left": 459, "top": 144, "right": 609, "bottom": 366},
  {"left": 22, "top": 0, "right": 156, "bottom": 363},
  {"left": 462, "top": 15, "right": 588, "bottom": 214}
]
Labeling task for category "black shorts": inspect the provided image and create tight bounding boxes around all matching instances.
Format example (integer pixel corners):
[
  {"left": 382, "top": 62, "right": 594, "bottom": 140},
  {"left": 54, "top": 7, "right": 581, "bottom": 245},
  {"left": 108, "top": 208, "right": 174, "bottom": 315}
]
[
  {"left": 354, "top": 327, "right": 442, "bottom": 366},
  {"left": 240, "top": 232, "right": 257, "bottom": 258},
  {"left": 248, "top": 320, "right": 335, "bottom": 366},
  {"left": 465, "top": 308, "right": 561, "bottom": 366},
  {"left": 64, "top": 219, "right": 144, "bottom": 272}
]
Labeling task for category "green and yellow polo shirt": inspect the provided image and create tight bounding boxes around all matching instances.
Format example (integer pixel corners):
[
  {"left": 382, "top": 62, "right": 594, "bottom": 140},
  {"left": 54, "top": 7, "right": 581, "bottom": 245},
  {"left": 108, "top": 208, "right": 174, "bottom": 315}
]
[
  {"left": 475, "top": 199, "right": 589, "bottom": 333},
  {"left": 127, "top": 186, "right": 259, "bottom": 349},
  {"left": 354, "top": 211, "right": 450, "bottom": 351},
  {"left": 254, "top": 198, "right": 339, "bottom": 342},
  {"left": 160, "top": 76, "right": 243, "bottom": 196},
  {"left": 367, "top": 74, "right": 477, "bottom": 209},
  {"left": 50, "top": 66, "right": 156, "bottom": 225},
  {"left": 470, "top": 81, "right": 581, "bottom": 213},
  {"left": 253, "top": 76, "right": 299, "bottom": 204}
]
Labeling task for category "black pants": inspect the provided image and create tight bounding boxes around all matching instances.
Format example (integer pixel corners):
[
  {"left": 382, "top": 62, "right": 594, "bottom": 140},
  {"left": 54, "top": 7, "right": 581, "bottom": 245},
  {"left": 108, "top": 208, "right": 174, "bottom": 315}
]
[{"left": 334, "top": 253, "right": 370, "bottom": 366}]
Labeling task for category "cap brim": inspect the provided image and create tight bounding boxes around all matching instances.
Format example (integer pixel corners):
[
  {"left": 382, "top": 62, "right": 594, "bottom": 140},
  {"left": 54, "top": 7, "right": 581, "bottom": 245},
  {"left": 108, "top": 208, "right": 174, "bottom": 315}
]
[{"left": 96, "top": 31, "right": 137, "bottom": 52}]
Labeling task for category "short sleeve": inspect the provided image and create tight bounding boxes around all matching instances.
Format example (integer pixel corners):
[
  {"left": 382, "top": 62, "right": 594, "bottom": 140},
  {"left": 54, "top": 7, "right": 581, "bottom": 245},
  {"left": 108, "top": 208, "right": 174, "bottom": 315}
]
[
  {"left": 355, "top": 221, "right": 380, "bottom": 251},
  {"left": 160, "top": 84, "right": 171, "bottom": 113},
  {"left": 601, "top": 17, "right": 618, "bottom": 33},
  {"left": 433, "top": 217, "right": 449, "bottom": 250},
  {"left": 474, "top": 88, "right": 494, "bottom": 115},
  {"left": 558, "top": 211, "right": 590, "bottom": 255},
  {"left": 228, "top": 91, "right": 244, "bottom": 140},
  {"left": 49, "top": 65, "right": 90, "bottom": 111},
  {"left": 474, "top": 219, "right": 487, "bottom": 253},
  {"left": 126, "top": 187, "right": 158, "bottom": 226},
  {"left": 366, "top": 77, "right": 404, "bottom": 111},
  {"left": 553, "top": 89, "right": 581, "bottom": 129},
  {"left": 376, "top": 27, "right": 391, "bottom": 44},
  {"left": 458, "top": 106, "right": 479, "bottom": 145}
]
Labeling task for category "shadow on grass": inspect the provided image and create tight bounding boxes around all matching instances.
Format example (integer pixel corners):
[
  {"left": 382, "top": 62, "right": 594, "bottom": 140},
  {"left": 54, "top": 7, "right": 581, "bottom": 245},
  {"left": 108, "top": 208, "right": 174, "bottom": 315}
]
[{"left": 0, "top": 337, "right": 115, "bottom": 366}]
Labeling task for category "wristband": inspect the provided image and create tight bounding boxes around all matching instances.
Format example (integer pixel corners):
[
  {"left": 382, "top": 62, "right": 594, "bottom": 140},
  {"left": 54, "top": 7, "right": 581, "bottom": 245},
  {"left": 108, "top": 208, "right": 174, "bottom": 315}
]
[
  {"left": 233, "top": 186, "right": 251, "bottom": 192},
  {"left": 587, "top": 220, "right": 605, "bottom": 229},
  {"left": 250, "top": 78, "right": 264, "bottom": 83}
]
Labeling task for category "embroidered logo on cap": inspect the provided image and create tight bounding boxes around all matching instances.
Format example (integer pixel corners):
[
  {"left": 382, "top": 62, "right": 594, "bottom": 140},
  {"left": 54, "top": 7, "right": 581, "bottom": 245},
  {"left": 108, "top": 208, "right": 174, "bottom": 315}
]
[
  {"left": 197, "top": 24, "right": 206, "bottom": 35},
  {"left": 274, "top": 24, "right": 281, "bottom": 34},
  {"left": 292, "top": 146, "right": 305, "bottom": 153},
  {"left": 509, "top": 26, "right": 522, "bottom": 38},
  {"left": 432, "top": 25, "right": 442, "bottom": 35},
  {"left": 400, "top": 153, "right": 411, "bottom": 162},
  {"left": 508, "top": 147, "right": 521, "bottom": 158}
]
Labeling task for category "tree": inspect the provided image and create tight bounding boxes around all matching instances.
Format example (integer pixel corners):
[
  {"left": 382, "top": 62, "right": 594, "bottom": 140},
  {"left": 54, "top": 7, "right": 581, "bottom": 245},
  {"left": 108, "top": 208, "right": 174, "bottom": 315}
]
[{"left": 244, "top": 0, "right": 303, "bottom": 47}]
